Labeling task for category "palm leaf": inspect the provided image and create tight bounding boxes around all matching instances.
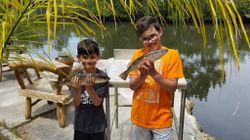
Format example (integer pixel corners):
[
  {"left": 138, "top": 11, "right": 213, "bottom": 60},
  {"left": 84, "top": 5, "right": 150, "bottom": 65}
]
[
  {"left": 46, "top": 0, "right": 52, "bottom": 56},
  {"left": 229, "top": 0, "right": 250, "bottom": 49},
  {"left": 53, "top": 0, "right": 58, "bottom": 48}
]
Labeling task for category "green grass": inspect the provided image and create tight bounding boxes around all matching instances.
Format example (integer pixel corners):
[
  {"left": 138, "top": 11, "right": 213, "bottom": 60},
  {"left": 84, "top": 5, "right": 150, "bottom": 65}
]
[
  {"left": 0, "top": 134, "right": 9, "bottom": 140},
  {"left": 0, "top": 120, "right": 9, "bottom": 140},
  {"left": 10, "top": 127, "right": 21, "bottom": 138},
  {"left": 0, "top": 120, "right": 21, "bottom": 140},
  {"left": 0, "top": 120, "right": 7, "bottom": 128}
]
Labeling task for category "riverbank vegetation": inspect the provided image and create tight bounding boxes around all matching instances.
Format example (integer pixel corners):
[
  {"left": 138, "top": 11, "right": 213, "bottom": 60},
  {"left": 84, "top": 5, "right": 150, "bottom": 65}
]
[
  {"left": 80, "top": 0, "right": 250, "bottom": 22},
  {"left": 0, "top": 120, "right": 21, "bottom": 140}
]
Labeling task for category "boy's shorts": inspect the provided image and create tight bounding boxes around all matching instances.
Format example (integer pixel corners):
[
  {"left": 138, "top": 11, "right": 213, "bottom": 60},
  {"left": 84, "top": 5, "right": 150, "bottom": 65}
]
[
  {"left": 131, "top": 124, "right": 173, "bottom": 140},
  {"left": 74, "top": 130, "right": 105, "bottom": 140}
]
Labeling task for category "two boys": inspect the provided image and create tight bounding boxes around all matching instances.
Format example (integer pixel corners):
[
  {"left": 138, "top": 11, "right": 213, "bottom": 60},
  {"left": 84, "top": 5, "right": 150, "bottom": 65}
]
[{"left": 70, "top": 15, "right": 183, "bottom": 140}]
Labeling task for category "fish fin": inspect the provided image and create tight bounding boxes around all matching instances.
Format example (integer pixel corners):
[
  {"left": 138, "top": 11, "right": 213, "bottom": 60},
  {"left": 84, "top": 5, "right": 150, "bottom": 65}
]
[{"left": 119, "top": 71, "right": 128, "bottom": 80}]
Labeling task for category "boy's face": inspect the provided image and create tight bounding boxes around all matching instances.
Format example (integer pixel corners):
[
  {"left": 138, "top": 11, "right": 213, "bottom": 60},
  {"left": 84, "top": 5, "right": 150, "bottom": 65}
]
[
  {"left": 139, "top": 25, "right": 162, "bottom": 51},
  {"left": 77, "top": 53, "right": 100, "bottom": 70}
]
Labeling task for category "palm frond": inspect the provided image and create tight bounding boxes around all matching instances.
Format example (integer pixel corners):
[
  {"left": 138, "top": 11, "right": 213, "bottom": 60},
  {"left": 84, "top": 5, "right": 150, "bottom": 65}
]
[
  {"left": 46, "top": 0, "right": 52, "bottom": 56},
  {"left": 229, "top": 0, "right": 250, "bottom": 49},
  {"left": 53, "top": 0, "right": 58, "bottom": 48}
]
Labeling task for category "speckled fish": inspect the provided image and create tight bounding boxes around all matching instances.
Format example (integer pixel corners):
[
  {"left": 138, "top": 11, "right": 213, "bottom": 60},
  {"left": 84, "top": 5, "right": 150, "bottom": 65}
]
[
  {"left": 119, "top": 49, "right": 168, "bottom": 80},
  {"left": 50, "top": 73, "right": 110, "bottom": 90}
]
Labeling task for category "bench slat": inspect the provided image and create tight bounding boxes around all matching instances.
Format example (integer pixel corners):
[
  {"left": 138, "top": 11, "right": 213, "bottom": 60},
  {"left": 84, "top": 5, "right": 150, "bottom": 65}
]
[{"left": 19, "top": 78, "right": 72, "bottom": 104}]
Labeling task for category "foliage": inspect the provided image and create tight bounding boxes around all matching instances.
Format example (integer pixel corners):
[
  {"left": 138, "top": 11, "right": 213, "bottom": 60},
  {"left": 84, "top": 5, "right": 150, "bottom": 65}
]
[
  {"left": 0, "top": 0, "right": 104, "bottom": 59},
  {"left": 0, "top": 120, "right": 9, "bottom": 140},
  {"left": 234, "top": 0, "right": 250, "bottom": 18},
  {"left": 0, "top": 134, "right": 8, "bottom": 140},
  {"left": 0, "top": 120, "right": 21, "bottom": 140},
  {"left": 0, "top": 120, "right": 7, "bottom": 128}
]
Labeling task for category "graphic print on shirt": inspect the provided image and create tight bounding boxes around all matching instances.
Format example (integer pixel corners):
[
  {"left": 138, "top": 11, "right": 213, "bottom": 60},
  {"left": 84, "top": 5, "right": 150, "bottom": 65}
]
[
  {"left": 80, "top": 90, "right": 92, "bottom": 104},
  {"left": 135, "top": 59, "right": 162, "bottom": 104}
]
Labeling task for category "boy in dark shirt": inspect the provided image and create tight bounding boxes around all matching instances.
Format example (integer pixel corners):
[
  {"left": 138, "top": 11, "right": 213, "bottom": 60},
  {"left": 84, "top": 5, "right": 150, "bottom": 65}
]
[{"left": 70, "top": 39, "right": 109, "bottom": 140}]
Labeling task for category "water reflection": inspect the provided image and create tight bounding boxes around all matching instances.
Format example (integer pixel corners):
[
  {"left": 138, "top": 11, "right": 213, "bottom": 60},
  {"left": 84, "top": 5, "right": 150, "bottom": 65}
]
[
  {"left": 164, "top": 24, "right": 250, "bottom": 139},
  {"left": 192, "top": 52, "right": 250, "bottom": 140}
]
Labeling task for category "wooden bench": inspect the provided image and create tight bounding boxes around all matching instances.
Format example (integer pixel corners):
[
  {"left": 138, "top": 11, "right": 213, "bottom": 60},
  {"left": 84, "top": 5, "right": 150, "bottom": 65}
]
[{"left": 8, "top": 56, "right": 72, "bottom": 127}]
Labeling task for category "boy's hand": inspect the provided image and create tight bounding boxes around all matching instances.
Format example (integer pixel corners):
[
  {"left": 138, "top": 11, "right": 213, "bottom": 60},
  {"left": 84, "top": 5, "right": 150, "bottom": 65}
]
[
  {"left": 138, "top": 57, "right": 157, "bottom": 77},
  {"left": 85, "top": 74, "right": 94, "bottom": 88},
  {"left": 71, "top": 76, "right": 81, "bottom": 90},
  {"left": 145, "top": 57, "right": 158, "bottom": 76},
  {"left": 138, "top": 57, "right": 149, "bottom": 77}
]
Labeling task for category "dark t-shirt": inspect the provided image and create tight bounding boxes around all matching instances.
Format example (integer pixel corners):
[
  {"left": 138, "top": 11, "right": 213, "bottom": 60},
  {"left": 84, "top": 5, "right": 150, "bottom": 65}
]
[{"left": 72, "top": 68, "right": 109, "bottom": 133}]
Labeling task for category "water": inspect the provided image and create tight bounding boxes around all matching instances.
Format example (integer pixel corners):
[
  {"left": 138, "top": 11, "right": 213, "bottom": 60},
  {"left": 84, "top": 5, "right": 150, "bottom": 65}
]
[
  {"left": 192, "top": 54, "right": 250, "bottom": 140},
  {"left": 22, "top": 22, "right": 250, "bottom": 140}
]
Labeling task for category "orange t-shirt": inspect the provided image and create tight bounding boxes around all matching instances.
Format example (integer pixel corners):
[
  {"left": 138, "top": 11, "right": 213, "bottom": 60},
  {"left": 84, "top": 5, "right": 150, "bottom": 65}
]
[{"left": 129, "top": 47, "right": 184, "bottom": 128}]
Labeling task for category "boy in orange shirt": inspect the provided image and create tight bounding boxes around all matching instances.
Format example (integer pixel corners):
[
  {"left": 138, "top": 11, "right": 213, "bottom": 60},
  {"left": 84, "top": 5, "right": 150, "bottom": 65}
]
[{"left": 129, "top": 16, "right": 184, "bottom": 140}]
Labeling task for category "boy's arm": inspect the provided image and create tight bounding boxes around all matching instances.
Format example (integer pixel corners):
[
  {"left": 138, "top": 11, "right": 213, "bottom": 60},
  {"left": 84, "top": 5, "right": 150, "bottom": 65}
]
[
  {"left": 129, "top": 57, "right": 148, "bottom": 90},
  {"left": 71, "top": 76, "right": 81, "bottom": 107},
  {"left": 129, "top": 64, "right": 178, "bottom": 94},
  {"left": 85, "top": 86, "right": 103, "bottom": 107},
  {"left": 72, "top": 88, "right": 81, "bottom": 107},
  {"left": 129, "top": 74, "right": 147, "bottom": 90},
  {"left": 150, "top": 50, "right": 183, "bottom": 94},
  {"left": 85, "top": 74, "right": 103, "bottom": 107},
  {"left": 147, "top": 56, "right": 180, "bottom": 94},
  {"left": 151, "top": 73, "right": 178, "bottom": 94}
]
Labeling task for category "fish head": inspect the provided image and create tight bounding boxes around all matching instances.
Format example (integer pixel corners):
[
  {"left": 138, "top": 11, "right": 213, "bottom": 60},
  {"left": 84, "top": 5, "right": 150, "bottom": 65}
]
[
  {"left": 94, "top": 73, "right": 110, "bottom": 81},
  {"left": 158, "top": 49, "right": 167, "bottom": 54}
]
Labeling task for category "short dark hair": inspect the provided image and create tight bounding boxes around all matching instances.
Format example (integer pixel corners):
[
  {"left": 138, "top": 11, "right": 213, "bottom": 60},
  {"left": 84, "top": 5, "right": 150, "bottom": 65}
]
[
  {"left": 77, "top": 39, "right": 100, "bottom": 56},
  {"left": 136, "top": 16, "right": 161, "bottom": 36}
]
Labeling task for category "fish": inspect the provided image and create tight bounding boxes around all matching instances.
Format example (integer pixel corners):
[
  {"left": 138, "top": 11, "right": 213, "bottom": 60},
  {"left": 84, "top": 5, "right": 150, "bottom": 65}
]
[
  {"left": 119, "top": 49, "right": 168, "bottom": 80},
  {"left": 50, "top": 73, "right": 110, "bottom": 90}
]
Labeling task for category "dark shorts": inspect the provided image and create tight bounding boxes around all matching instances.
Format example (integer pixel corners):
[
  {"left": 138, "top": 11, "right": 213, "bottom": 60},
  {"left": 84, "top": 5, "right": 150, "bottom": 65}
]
[{"left": 74, "top": 130, "right": 105, "bottom": 140}]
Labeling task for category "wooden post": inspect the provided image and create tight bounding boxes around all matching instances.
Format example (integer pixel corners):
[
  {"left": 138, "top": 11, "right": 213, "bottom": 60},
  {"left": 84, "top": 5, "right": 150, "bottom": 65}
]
[
  {"left": 57, "top": 103, "right": 65, "bottom": 128},
  {"left": 56, "top": 75, "right": 65, "bottom": 127},
  {"left": 14, "top": 70, "right": 25, "bottom": 89},
  {"left": 23, "top": 69, "right": 33, "bottom": 84},
  {"left": 25, "top": 97, "right": 32, "bottom": 119},
  {"left": 56, "top": 76, "right": 63, "bottom": 95},
  {"left": 35, "top": 69, "right": 41, "bottom": 79}
]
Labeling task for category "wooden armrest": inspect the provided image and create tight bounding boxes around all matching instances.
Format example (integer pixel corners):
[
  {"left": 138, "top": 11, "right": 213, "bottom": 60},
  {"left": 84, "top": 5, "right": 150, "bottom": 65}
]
[
  {"left": 9, "top": 56, "right": 71, "bottom": 77},
  {"left": 9, "top": 56, "right": 71, "bottom": 89}
]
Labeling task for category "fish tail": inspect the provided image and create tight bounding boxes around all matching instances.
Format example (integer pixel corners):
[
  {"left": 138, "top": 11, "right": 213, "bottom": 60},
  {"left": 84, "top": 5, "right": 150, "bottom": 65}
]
[{"left": 119, "top": 71, "right": 128, "bottom": 80}]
